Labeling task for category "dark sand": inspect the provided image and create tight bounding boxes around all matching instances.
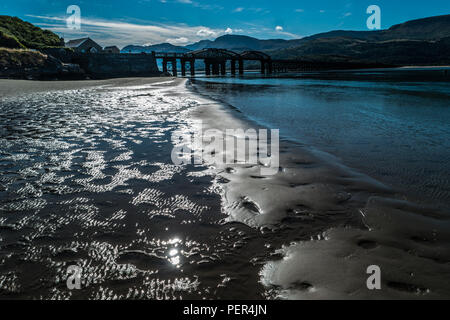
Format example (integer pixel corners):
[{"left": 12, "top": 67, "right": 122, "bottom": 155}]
[
  {"left": 0, "top": 77, "right": 178, "bottom": 97},
  {"left": 187, "top": 79, "right": 450, "bottom": 299},
  {"left": 0, "top": 77, "right": 449, "bottom": 299}
]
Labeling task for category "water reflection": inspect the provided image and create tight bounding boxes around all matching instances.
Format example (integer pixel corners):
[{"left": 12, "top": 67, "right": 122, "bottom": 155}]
[{"left": 192, "top": 71, "right": 450, "bottom": 209}]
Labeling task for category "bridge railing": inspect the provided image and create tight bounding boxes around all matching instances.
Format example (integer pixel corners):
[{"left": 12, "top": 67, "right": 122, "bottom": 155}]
[
  {"left": 153, "top": 49, "right": 272, "bottom": 61},
  {"left": 154, "top": 52, "right": 185, "bottom": 58}
]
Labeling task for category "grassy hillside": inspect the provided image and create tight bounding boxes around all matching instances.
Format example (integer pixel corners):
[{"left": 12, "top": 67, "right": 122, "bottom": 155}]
[
  {"left": 387, "top": 14, "right": 450, "bottom": 40},
  {"left": 0, "top": 15, "right": 62, "bottom": 49},
  {"left": 0, "top": 47, "right": 47, "bottom": 67},
  {"left": 267, "top": 15, "right": 450, "bottom": 66},
  {"left": 269, "top": 37, "right": 450, "bottom": 66}
]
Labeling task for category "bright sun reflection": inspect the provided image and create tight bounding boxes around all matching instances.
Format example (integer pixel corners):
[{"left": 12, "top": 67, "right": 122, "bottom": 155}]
[
  {"left": 167, "top": 237, "right": 182, "bottom": 267},
  {"left": 169, "top": 248, "right": 178, "bottom": 257}
]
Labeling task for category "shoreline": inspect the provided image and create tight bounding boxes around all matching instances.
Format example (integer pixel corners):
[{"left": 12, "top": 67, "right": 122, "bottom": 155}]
[
  {"left": 183, "top": 79, "right": 450, "bottom": 299},
  {"left": 0, "top": 77, "right": 177, "bottom": 97},
  {"left": 190, "top": 75, "right": 450, "bottom": 212}
]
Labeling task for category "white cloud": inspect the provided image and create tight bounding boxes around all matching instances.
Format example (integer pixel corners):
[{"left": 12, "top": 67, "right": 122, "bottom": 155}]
[
  {"left": 196, "top": 28, "right": 216, "bottom": 37},
  {"left": 165, "top": 37, "right": 189, "bottom": 44},
  {"left": 233, "top": 7, "right": 244, "bottom": 13},
  {"left": 26, "top": 14, "right": 301, "bottom": 47},
  {"left": 295, "top": 9, "right": 304, "bottom": 13},
  {"left": 343, "top": 12, "right": 352, "bottom": 17},
  {"left": 170, "top": 0, "right": 223, "bottom": 10},
  {"left": 275, "top": 26, "right": 283, "bottom": 32},
  {"left": 26, "top": 15, "right": 225, "bottom": 48}
]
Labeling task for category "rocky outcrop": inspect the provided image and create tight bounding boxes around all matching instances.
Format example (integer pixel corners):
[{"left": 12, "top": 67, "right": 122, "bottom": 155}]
[{"left": 0, "top": 48, "right": 84, "bottom": 79}]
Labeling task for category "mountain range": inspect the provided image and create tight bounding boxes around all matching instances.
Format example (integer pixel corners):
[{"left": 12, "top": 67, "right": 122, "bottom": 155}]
[{"left": 122, "top": 14, "right": 450, "bottom": 65}]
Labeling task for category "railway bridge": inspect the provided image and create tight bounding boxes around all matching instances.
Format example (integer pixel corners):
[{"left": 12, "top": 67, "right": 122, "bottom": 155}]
[{"left": 154, "top": 49, "right": 272, "bottom": 76}]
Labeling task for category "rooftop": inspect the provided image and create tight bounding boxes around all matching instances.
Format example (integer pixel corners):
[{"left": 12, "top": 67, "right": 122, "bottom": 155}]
[{"left": 65, "top": 38, "right": 90, "bottom": 48}]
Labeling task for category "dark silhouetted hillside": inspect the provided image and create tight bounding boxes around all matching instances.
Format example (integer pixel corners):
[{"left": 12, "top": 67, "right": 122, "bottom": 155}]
[
  {"left": 122, "top": 14, "right": 450, "bottom": 66},
  {"left": 122, "top": 42, "right": 190, "bottom": 53}
]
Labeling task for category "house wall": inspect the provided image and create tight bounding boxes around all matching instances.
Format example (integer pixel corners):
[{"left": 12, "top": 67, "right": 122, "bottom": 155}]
[
  {"left": 104, "top": 47, "right": 120, "bottom": 54},
  {"left": 76, "top": 39, "right": 103, "bottom": 53}
]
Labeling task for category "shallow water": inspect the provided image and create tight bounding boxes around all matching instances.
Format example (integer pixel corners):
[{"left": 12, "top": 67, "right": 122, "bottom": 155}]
[
  {"left": 192, "top": 69, "right": 450, "bottom": 209},
  {"left": 1, "top": 75, "right": 449, "bottom": 300}
]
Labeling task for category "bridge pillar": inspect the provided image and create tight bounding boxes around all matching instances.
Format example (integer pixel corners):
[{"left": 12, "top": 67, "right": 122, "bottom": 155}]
[
  {"left": 220, "top": 61, "right": 226, "bottom": 75},
  {"left": 260, "top": 60, "right": 266, "bottom": 74},
  {"left": 162, "top": 59, "right": 168, "bottom": 73},
  {"left": 238, "top": 59, "right": 244, "bottom": 75},
  {"left": 181, "top": 59, "right": 186, "bottom": 76},
  {"left": 171, "top": 58, "right": 177, "bottom": 77},
  {"left": 212, "top": 62, "right": 220, "bottom": 75},
  {"left": 268, "top": 60, "right": 273, "bottom": 74},
  {"left": 190, "top": 59, "right": 195, "bottom": 76},
  {"left": 231, "top": 59, "right": 236, "bottom": 75},
  {"left": 205, "top": 60, "right": 211, "bottom": 75}
]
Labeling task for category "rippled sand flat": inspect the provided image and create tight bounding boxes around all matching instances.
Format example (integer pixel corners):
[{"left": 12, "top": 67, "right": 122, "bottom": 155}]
[
  {"left": 188, "top": 81, "right": 450, "bottom": 299},
  {"left": 0, "top": 78, "right": 260, "bottom": 299},
  {"left": 0, "top": 78, "right": 449, "bottom": 299}
]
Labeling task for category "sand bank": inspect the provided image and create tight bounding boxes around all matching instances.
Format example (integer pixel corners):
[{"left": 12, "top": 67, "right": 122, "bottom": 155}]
[{"left": 0, "top": 77, "right": 178, "bottom": 97}]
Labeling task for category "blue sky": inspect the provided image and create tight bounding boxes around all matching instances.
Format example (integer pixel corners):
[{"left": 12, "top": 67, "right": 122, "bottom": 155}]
[{"left": 2, "top": 0, "right": 449, "bottom": 47}]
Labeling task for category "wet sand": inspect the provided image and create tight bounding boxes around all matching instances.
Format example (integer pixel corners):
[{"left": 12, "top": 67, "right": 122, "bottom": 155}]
[
  {"left": 0, "top": 77, "right": 449, "bottom": 299},
  {"left": 0, "top": 77, "right": 266, "bottom": 299},
  {"left": 187, "top": 79, "right": 450, "bottom": 299},
  {"left": 0, "top": 77, "right": 177, "bottom": 97}
]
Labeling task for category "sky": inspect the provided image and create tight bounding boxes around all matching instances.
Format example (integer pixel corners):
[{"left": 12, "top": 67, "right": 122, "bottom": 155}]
[{"left": 2, "top": 0, "right": 450, "bottom": 48}]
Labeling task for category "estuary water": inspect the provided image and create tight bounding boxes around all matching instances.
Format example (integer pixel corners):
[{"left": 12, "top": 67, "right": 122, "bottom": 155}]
[
  {"left": 1, "top": 71, "right": 449, "bottom": 300},
  {"left": 192, "top": 68, "right": 450, "bottom": 210}
]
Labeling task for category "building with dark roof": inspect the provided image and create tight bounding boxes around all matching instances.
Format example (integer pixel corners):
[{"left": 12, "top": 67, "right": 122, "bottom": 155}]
[
  {"left": 65, "top": 37, "right": 102, "bottom": 53},
  {"left": 103, "top": 46, "right": 120, "bottom": 54}
]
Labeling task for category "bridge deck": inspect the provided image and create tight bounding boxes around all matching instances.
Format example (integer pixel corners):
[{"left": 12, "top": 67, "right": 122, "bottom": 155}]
[
  {"left": 154, "top": 49, "right": 271, "bottom": 61},
  {"left": 151, "top": 48, "right": 273, "bottom": 76}
]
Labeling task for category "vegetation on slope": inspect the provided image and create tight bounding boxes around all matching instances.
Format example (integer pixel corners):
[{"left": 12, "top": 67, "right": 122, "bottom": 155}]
[
  {"left": 0, "top": 15, "right": 63, "bottom": 49},
  {"left": 0, "top": 47, "right": 48, "bottom": 67},
  {"left": 268, "top": 36, "right": 450, "bottom": 66}
]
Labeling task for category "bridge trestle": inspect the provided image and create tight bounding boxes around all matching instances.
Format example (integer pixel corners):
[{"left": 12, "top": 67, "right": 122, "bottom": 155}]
[{"left": 154, "top": 49, "right": 272, "bottom": 77}]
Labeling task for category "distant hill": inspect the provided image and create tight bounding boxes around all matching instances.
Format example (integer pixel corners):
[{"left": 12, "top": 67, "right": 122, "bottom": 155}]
[
  {"left": 124, "top": 35, "right": 292, "bottom": 53},
  {"left": 184, "top": 39, "right": 212, "bottom": 51},
  {"left": 185, "top": 35, "right": 291, "bottom": 51},
  {"left": 122, "top": 15, "right": 450, "bottom": 53},
  {"left": 268, "top": 37, "right": 450, "bottom": 65},
  {"left": 299, "top": 14, "right": 450, "bottom": 43},
  {"left": 121, "top": 42, "right": 190, "bottom": 53},
  {"left": 122, "top": 14, "right": 450, "bottom": 66},
  {"left": 386, "top": 14, "right": 450, "bottom": 40},
  {"left": 0, "top": 15, "right": 63, "bottom": 49},
  {"left": 268, "top": 14, "right": 450, "bottom": 65}
]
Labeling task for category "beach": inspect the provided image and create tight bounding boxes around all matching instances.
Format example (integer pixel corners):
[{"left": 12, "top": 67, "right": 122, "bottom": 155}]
[{"left": 0, "top": 77, "right": 449, "bottom": 299}]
